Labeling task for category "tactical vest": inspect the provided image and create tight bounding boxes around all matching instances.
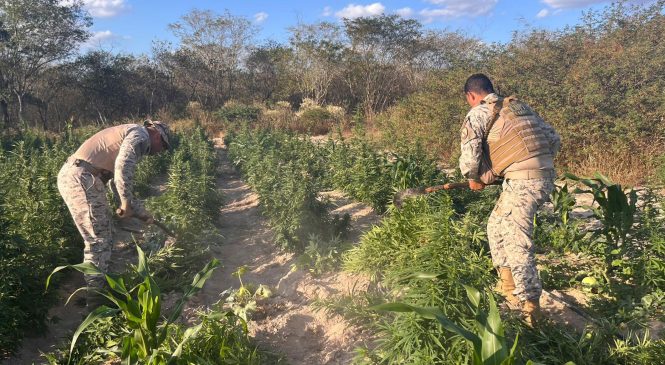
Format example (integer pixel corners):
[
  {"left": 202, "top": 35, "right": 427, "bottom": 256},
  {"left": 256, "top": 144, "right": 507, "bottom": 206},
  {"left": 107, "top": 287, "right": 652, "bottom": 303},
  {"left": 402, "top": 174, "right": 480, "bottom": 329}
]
[
  {"left": 71, "top": 124, "right": 142, "bottom": 172},
  {"left": 484, "top": 97, "right": 551, "bottom": 175}
]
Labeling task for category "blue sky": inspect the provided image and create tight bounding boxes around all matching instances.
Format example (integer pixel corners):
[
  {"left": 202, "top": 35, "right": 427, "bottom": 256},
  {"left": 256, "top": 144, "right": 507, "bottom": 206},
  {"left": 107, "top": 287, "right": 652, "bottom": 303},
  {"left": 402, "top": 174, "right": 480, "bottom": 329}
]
[{"left": 81, "top": 1, "right": 639, "bottom": 54}]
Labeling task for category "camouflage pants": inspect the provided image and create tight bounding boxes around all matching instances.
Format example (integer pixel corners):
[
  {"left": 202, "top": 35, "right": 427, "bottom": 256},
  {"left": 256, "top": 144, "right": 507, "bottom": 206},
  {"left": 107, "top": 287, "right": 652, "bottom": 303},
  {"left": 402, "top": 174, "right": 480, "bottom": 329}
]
[
  {"left": 487, "top": 178, "right": 554, "bottom": 302},
  {"left": 57, "top": 161, "right": 112, "bottom": 289}
]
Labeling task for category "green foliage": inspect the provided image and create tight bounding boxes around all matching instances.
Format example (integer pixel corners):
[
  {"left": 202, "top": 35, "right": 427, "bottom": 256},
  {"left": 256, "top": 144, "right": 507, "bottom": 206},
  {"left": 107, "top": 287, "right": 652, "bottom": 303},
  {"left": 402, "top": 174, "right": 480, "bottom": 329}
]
[
  {"left": 326, "top": 138, "right": 393, "bottom": 212},
  {"left": 295, "top": 107, "right": 333, "bottom": 135},
  {"left": 134, "top": 153, "right": 171, "bottom": 198},
  {"left": 326, "top": 137, "right": 441, "bottom": 212},
  {"left": 215, "top": 103, "right": 262, "bottom": 124},
  {"left": 226, "top": 127, "right": 345, "bottom": 250},
  {"left": 0, "top": 135, "right": 82, "bottom": 353},
  {"left": 565, "top": 173, "right": 637, "bottom": 246},
  {"left": 344, "top": 195, "right": 494, "bottom": 363},
  {"left": 534, "top": 183, "right": 587, "bottom": 253},
  {"left": 373, "top": 286, "right": 520, "bottom": 365},
  {"left": 295, "top": 234, "right": 349, "bottom": 276},
  {"left": 149, "top": 126, "right": 222, "bottom": 236},
  {"left": 45, "top": 246, "right": 220, "bottom": 364},
  {"left": 221, "top": 266, "right": 273, "bottom": 322},
  {"left": 44, "top": 246, "right": 272, "bottom": 364}
]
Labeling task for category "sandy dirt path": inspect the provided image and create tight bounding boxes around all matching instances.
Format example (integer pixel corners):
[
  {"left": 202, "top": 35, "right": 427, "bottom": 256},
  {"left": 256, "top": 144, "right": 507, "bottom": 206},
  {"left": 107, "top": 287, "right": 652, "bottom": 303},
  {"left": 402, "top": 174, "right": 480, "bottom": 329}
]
[{"left": 187, "top": 137, "right": 379, "bottom": 364}]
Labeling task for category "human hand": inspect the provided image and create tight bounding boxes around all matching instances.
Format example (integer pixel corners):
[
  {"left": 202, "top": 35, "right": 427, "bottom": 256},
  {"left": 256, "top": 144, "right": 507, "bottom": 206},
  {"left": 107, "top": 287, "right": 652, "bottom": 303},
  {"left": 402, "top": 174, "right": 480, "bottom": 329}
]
[{"left": 468, "top": 180, "right": 486, "bottom": 191}]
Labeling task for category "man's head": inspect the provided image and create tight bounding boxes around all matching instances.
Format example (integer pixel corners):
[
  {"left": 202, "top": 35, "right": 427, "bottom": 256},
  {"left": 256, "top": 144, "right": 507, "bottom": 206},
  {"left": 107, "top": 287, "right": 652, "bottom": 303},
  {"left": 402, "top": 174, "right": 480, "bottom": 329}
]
[
  {"left": 464, "top": 73, "right": 495, "bottom": 107},
  {"left": 144, "top": 120, "right": 171, "bottom": 154}
]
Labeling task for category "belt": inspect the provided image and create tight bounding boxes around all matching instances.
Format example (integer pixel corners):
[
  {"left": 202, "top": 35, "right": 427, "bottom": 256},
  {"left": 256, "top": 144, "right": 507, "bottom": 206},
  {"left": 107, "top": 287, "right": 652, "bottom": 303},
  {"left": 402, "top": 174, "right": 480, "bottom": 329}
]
[
  {"left": 504, "top": 169, "right": 556, "bottom": 180},
  {"left": 66, "top": 157, "right": 111, "bottom": 177}
]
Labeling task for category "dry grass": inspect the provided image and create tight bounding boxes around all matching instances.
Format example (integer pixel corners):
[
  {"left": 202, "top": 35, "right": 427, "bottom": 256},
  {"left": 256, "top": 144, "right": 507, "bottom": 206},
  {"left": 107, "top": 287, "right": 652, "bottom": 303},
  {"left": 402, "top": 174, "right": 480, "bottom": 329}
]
[{"left": 565, "top": 141, "right": 660, "bottom": 187}]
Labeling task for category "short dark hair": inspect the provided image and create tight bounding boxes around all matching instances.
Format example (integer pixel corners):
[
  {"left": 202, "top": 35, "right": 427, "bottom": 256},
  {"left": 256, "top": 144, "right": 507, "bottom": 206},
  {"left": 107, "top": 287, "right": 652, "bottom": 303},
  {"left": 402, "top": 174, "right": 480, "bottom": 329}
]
[{"left": 464, "top": 73, "right": 495, "bottom": 94}]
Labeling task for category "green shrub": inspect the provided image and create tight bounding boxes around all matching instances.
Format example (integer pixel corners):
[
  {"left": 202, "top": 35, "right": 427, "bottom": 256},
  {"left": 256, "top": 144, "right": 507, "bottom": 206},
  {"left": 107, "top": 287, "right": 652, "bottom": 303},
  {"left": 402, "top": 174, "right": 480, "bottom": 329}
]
[
  {"left": 215, "top": 102, "right": 262, "bottom": 124},
  {"left": 295, "top": 107, "right": 333, "bottom": 135}
]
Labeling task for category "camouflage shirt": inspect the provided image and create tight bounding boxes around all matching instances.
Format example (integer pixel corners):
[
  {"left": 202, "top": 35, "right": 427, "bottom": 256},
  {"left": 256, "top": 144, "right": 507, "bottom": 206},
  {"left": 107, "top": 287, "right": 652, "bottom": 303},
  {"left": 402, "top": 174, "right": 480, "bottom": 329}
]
[
  {"left": 114, "top": 126, "right": 151, "bottom": 217},
  {"left": 459, "top": 93, "right": 561, "bottom": 180}
]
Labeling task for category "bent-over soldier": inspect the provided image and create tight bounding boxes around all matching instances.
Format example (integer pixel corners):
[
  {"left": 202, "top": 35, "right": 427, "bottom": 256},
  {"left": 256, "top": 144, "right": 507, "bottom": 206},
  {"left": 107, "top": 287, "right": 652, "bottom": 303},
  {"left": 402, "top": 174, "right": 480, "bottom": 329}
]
[
  {"left": 459, "top": 74, "right": 560, "bottom": 324},
  {"left": 57, "top": 121, "right": 171, "bottom": 306}
]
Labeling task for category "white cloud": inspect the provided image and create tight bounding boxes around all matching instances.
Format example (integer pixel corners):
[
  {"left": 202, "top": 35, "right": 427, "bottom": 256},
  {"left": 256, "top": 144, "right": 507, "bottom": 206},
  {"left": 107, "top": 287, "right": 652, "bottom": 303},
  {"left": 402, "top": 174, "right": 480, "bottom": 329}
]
[
  {"left": 395, "top": 7, "right": 414, "bottom": 17},
  {"left": 254, "top": 11, "right": 269, "bottom": 23},
  {"left": 61, "top": 0, "right": 128, "bottom": 18},
  {"left": 420, "top": 0, "right": 498, "bottom": 22},
  {"left": 322, "top": 6, "right": 333, "bottom": 17},
  {"left": 82, "top": 30, "right": 114, "bottom": 48},
  {"left": 335, "top": 3, "right": 386, "bottom": 19},
  {"left": 536, "top": 8, "right": 550, "bottom": 18},
  {"left": 542, "top": 0, "right": 607, "bottom": 9}
]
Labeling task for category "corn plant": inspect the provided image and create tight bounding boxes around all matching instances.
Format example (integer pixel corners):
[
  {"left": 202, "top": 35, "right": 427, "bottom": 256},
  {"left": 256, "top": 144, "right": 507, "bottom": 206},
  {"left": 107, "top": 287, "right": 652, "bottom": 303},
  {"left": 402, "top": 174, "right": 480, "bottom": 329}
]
[
  {"left": 373, "top": 286, "right": 520, "bottom": 365},
  {"left": 564, "top": 172, "right": 637, "bottom": 246},
  {"left": 45, "top": 245, "right": 220, "bottom": 364},
  {"left": 551, "top": 183, "right": 576, "bottom": 227}
]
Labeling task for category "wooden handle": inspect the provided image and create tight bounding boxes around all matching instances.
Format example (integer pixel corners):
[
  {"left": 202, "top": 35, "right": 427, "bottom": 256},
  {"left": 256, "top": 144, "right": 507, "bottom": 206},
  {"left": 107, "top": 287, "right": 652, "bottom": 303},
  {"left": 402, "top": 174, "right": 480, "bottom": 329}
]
[
  {"left": 424, "top": 182, "right": 470, "bottom": 193},
  {"left": 152, "top": 220, "right": 176, "bottom": 238},
  {"left": 443, "top": 182, "right": 471, "bottom": 190}
]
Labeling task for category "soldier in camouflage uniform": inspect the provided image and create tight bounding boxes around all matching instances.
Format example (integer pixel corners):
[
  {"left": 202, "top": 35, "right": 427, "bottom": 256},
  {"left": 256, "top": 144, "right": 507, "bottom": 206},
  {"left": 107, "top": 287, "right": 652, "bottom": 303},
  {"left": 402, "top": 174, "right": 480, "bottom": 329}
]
[
  {"left": 57, "top": 121, "right": 171, "bottom": 306},
  {"left": 459, "top": 74, "right": 560, "bottom": 324}
]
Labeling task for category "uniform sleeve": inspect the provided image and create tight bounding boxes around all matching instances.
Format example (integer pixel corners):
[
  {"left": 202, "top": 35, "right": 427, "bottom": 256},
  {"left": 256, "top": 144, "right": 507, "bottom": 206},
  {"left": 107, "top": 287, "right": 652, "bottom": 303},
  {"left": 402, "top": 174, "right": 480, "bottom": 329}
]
[
  {"left": 115, "top": 129, "right": 149, "bottom": 217},
  {"left": 541, "top": 121, "right": 561, "bottom": 157},
  {"left": 458, "top": 111, "right": 488, "bottom": 181}
]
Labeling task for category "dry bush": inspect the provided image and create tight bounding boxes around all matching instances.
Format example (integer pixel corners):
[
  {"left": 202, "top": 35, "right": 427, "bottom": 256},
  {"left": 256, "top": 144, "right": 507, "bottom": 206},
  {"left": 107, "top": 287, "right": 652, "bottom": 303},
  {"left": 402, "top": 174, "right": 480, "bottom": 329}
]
[
  {"left": 565, "top": 139, "right": 661, "bottom": 187},
  {"left": 261, "top": 101, "right": 296, "bottom": 130}
]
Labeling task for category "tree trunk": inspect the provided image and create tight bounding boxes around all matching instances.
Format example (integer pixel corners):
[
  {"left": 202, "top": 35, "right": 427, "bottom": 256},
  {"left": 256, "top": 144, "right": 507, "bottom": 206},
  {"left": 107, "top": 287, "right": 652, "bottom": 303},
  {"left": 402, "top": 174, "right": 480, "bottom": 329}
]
[
  {"left": 15, "top": 90, "right": 24, "bottom": 126},
  {"left": 40, "top": 103, "right": 49, "bottom": 130},
  {"left": 0, "top": 99, "right": 10, "bottom": 128}
]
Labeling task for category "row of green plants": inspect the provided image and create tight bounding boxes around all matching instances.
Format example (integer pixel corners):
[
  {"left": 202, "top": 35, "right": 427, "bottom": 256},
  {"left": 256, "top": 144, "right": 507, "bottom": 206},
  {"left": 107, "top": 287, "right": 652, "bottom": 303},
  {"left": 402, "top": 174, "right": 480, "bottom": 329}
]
[
  {"left": 326, "top": 137, "right": 441, "bottom": 212},
  {"left": 225, "top": 127, "right": 444, "bottom": 252},
  {"left": 226, "top": 127, "right": 347, "bottom": 251},
  {"left": 330, "top": 170, "right": 665, "bottom": 364},
  {"left": 222, "top": 127, "right": 664, "bottom": 363},
  {"left": 42, "top": 125, "right": 278, "bottom": 363},
  {"left": 145, "top": 125, "right": 224, "bottom": 291},
  {"left": 0, "top": 127, "right": 91, "bottom": 353}
]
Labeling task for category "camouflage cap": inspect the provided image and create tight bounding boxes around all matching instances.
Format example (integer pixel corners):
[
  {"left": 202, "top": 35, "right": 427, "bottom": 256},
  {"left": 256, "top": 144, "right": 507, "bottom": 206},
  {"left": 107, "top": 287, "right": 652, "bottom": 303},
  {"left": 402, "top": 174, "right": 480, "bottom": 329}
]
[{"left": 144, "top": 120, "right": 172, "bottom": 150}]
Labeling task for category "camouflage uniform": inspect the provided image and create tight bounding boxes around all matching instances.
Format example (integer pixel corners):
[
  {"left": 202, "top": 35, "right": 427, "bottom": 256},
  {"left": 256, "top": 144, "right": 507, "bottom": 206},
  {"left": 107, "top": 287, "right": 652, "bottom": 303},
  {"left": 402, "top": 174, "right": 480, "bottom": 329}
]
[
  {"left": 459, "top": 93, "right": 560, "bottom": 302},
  {"left": 57, "top": 125, "right": 151, "bottom": 288}
]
